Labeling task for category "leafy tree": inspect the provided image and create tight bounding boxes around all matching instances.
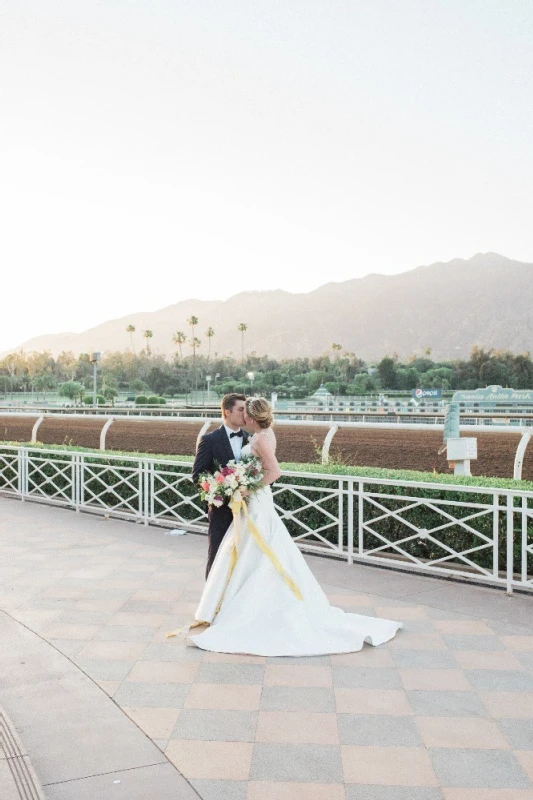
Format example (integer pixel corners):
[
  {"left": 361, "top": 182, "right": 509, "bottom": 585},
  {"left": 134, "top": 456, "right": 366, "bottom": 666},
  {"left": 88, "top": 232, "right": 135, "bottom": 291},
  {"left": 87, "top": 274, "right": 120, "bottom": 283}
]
[
  {"left": 58, "top": 381, "right": 84, "bottom": 404},
  {"left": 377, "top": 357, "right": 397, "bottom": 389},
  {"left": 512, "top": 354, "right": 533, "bottom": 389},
  {"left": 331, "top": 343, "right": 342, "bottom": 360}
]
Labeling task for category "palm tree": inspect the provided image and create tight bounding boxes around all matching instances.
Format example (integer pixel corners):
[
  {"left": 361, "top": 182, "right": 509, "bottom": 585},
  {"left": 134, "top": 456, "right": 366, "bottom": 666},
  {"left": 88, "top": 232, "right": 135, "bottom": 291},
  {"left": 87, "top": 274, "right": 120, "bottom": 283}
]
[
  {"left": 173, "top": 331, "right": 186, "bottom": 360},
  {"left": 206, "top": 327, "right": 215, "bottom": 361},
  {"left": 187, "top": 316, "right": 199, "bottom": 340},
  {"left": 143, "top": 329, "right": 153, "bottom": 356},
  {"left": 238, "top": 323, "right": 248, "bottom": 363},
  {"left": 190, "top": 336, "right": 201, "bottom": 390},
  {"left": 126, "top": 324, "right": 136, "bottom": 353},
  {"left": 187, "top": 317, "right": 199, "bottom": 390}
]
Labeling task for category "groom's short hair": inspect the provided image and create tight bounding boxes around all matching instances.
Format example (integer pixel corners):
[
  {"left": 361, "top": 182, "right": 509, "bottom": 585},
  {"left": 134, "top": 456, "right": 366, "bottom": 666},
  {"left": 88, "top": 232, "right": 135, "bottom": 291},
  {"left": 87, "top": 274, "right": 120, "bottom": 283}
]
[{"left": 221, "top": 393, "right": 246, "bottom": 414}]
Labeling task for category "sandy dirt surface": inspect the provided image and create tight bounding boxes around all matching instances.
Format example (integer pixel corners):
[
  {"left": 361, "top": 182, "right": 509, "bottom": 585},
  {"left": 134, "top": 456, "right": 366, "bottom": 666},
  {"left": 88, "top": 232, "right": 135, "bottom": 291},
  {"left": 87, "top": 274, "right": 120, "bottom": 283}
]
[
  {"left": 1, "top": 416, "right": 531, "bottom": 480},
  {"left": 0, "top": 415, "right": 39, "bottom": 443}
]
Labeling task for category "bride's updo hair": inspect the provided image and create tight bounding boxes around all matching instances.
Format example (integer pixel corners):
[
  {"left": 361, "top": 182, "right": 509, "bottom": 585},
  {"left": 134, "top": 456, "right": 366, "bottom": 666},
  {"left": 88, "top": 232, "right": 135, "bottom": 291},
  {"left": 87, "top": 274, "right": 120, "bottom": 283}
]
[{"left": 246, "top": 397, "right": 273, "bottom": 429}]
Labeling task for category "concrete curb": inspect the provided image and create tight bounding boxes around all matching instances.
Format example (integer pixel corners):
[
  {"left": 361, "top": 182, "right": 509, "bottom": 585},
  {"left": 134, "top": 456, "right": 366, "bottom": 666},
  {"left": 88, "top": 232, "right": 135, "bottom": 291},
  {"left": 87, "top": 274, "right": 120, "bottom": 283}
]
[{"left": 1, "top": 709, "right": 47, "bottom": 800}]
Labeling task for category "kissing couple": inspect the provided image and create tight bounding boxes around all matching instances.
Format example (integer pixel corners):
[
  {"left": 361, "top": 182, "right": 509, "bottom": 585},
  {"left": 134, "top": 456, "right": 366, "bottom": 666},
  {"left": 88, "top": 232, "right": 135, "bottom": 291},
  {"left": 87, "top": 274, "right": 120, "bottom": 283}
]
[{"left": 182, "top": 393, "right": 402, "bottom": 657}]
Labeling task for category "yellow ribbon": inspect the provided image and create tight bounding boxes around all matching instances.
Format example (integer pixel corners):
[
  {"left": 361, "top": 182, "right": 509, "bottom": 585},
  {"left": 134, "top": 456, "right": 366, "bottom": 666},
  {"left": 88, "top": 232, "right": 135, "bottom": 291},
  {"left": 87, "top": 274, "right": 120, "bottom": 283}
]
[
  {"left": 236, "top": 499, "right": 303, "bottom": 601},
  {"left": 165, "top": 496, "right": 302, "bottom": 638}
]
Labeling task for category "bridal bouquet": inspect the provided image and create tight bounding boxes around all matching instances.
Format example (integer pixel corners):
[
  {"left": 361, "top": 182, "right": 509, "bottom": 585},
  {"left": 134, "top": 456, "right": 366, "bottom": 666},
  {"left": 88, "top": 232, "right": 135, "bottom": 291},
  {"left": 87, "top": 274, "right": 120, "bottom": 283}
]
[{"left": 198, "top": 455, "right": 264, "bottom": 507}]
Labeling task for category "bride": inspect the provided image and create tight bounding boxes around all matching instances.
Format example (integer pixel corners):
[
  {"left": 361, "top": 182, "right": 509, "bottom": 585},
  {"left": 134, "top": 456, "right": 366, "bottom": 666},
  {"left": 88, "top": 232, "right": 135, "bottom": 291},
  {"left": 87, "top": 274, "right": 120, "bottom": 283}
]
[{"left": 188, "top": 397, "right": 402, "bottom": 656}]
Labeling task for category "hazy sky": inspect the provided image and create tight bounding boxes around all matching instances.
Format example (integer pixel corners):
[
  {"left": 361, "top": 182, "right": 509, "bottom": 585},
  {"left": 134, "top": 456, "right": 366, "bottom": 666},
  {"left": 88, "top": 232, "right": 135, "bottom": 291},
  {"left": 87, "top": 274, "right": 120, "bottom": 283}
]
[{"left": 2, "top": 0, "right": 532, "bottom": 351}]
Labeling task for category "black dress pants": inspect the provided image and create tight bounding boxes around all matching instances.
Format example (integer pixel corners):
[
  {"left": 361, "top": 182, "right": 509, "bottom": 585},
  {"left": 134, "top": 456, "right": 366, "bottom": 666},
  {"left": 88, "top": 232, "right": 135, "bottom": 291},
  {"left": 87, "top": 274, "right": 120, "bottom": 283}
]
[{"left": 206, "top": 504, "right": 233, "bottom": 578}]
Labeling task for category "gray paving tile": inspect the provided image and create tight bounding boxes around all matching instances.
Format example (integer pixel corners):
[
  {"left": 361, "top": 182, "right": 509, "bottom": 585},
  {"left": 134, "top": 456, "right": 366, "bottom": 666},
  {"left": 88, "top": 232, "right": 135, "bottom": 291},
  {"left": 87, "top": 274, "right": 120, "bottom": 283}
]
[
  {"left": 75, "top": 659, "right": 135, "bottom": 682},
  {"left": 113, "top": 682, "right": 189, "bottom": 708},
  {"left": 93, "top": 626, "right": 156, "bottom": 642},
  {"left": 190, "top": 780, "right": 247, "bottom": 800},
  {"left": 196, "top": 663, "right": 265, "bottom": 685},
  {"left": 44, "top": 762, "right": 198, "bottom": 800},
  {"left": 338, "top": 714, "right": 421, "bottom": 746},
  {"left": 442, "top": 634, "right": 505, "bottom": 651},
  {"left": 171, "top": 710, "right": 257, "bottom": 741},
  {"left": 250, "top": 743, "right": 343, "bottom": 782},
  {"left": 391, "top": 650, "right": 458, "bottom": 669},
  {"left": 140, "top": 643, "right": 205, "bottom": 663},
  {"left": 429, "top": 748, "right": 531, "bottom": 788},
  {"left": 498, "top": 719, "right": 533, "bottom": 749},
  {"left": 485, "top": 618, "right": 533, "bottom": 635},
  {"left": 517, "top": 652, "right": 533, "bottom": 671},
  {"left": 407, "top": 691, "right": 488, "bottom": 717},
  {"left": 260, "top": 686, "right": 335, "bottom": 712},
  {"left": 465, "top": 669, "right": 533, "bottom": 691},
  {"left": 346, "top": 789, "right": 444, "bottom": 800},
  {"left": 332, "top": 667, "right": 402, "bottom": 689}
]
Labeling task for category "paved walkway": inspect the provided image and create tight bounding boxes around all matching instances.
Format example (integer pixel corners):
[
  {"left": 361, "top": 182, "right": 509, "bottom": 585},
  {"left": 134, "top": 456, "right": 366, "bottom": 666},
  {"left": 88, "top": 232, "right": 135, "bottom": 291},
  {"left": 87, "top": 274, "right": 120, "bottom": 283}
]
[{"left": 1, "top": 496, "right": 533, "bottom": 800}]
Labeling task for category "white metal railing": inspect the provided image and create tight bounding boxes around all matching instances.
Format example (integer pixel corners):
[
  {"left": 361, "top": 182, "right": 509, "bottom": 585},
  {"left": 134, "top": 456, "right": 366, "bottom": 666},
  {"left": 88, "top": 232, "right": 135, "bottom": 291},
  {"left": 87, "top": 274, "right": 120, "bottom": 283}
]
[{"left": 0, "top": 445, "right": 531, "bottom": 594}]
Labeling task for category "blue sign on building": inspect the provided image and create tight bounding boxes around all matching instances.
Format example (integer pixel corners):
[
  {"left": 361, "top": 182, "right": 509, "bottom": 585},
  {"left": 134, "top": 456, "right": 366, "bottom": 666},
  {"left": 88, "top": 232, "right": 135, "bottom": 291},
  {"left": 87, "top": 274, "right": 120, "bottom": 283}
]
[{"left": 411, "top": 388, "right": 443, "bottom": 399}]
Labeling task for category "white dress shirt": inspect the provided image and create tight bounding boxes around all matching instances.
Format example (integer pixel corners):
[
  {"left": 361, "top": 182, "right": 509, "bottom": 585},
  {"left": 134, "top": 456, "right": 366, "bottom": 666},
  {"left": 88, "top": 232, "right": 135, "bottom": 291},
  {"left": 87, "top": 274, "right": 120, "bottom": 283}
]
[{"left": 224, "top": 425, "right": 244, "bottom": 462}]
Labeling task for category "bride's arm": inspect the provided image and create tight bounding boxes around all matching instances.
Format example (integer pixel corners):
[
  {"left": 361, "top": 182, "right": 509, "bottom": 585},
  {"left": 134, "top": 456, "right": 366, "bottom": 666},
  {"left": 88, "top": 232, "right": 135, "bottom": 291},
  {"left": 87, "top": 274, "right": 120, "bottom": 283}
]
[{"left": 252, "top": 435, "right": 281, "bottom": 485}]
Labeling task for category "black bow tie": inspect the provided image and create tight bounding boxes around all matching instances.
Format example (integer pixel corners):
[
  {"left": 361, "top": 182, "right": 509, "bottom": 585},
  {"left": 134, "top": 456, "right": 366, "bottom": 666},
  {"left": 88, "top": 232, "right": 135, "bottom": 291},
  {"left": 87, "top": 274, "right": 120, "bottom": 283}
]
[{"left": 230, "top": 430, "right": 243, "bottom": 438}]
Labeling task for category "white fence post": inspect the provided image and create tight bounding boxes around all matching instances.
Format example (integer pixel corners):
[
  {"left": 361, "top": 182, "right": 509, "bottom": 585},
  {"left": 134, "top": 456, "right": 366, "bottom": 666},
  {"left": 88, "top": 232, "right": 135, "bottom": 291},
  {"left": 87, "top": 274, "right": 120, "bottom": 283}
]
[
  {"left": 492, "top": 493, "right": 499, "bottom": 580},
  {"left": 357, "top": 480, "right": 364, "bottom": 556},
  {"left": 522, "top": 496, "right": 529, "bottom": 585},
  {"left": 337, "top": 478, "right": 344, "bottom": 554},
  {"left": 506, "top": 494, "right": 514, "bottom": 595},
  {"left": 347, "top": 479, "right": 354, "bottom": 565},
  {"left": 79, "top": 455, "right": 84, "bottom": 511}
]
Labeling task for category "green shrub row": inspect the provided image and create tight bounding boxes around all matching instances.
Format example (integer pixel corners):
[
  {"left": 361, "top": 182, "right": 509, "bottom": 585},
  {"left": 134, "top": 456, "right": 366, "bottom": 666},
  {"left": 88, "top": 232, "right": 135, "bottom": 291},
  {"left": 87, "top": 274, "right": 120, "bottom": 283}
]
[{"left": 134, "top": 395, "right": 167, "bottom": 405}]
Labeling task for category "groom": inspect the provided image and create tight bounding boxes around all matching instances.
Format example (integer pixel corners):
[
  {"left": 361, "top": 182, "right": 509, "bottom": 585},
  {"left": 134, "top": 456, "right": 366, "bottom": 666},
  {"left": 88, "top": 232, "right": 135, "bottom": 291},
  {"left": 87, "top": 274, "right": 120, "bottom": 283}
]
[{"left": 192, "top": 393, "right": 249, "bottom": 577}]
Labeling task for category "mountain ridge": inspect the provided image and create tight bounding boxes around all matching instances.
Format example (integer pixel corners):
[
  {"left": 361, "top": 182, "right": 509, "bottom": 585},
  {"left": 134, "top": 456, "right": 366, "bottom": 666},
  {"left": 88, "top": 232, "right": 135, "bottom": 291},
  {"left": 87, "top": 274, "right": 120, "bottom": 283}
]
[{"left": 5, "top": 253, "right": 532, "bottom": 361}]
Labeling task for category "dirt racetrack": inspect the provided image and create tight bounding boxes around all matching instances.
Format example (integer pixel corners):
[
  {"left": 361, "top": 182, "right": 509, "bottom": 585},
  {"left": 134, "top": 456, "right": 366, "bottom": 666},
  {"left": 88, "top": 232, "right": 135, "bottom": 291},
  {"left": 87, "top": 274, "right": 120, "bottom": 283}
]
[
  {"left": 0, "top": 415, "right": 531, "bottom": 481},
  {"left": 38, "top": 417, "right": 104, "bottom": 449},
  {"left": 0, "top": 415, "right": 38, "bottom": 443},
  {"left": 105, "top": 419, "right": 206, "bottom": 456},
  {"left": 329, "top": 428, "right": 526, "bottom": 479}
]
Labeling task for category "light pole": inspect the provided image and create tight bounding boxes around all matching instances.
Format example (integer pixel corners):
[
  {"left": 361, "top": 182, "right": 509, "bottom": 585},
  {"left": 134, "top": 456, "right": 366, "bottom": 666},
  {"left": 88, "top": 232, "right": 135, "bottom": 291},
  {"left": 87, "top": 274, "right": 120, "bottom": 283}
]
[
  {"left": 90, "top": 352, "right": 101, "bottom": 408},
  {"left": 246, "top": 371, "right": 254, "bottom": 394},
  {"left": 206, "top": 374, "right": 211, "bottom": 402}
]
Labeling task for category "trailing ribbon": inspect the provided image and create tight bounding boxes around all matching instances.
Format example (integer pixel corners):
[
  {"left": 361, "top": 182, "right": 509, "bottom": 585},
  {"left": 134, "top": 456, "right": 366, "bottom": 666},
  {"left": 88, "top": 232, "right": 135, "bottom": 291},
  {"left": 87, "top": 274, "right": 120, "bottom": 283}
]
[
  {"left": 236, "top": 499, "right": 303, "bottom": 601},
  {"left": 165, "top": 496, "right": 302, "bottom": 639}
]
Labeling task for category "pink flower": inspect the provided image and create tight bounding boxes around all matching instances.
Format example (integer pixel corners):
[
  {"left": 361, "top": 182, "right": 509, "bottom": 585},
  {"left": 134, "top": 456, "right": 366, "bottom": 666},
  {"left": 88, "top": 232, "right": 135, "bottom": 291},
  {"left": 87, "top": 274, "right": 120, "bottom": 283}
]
[
  {"left": 201, "top": 481, "right": 210, "bottom": 491},
  {"left": 215, "top": 474, "right": 225, "bottom": 484},
  {"left": 221, "top": 466, "right": 235, "bottom": 477}
]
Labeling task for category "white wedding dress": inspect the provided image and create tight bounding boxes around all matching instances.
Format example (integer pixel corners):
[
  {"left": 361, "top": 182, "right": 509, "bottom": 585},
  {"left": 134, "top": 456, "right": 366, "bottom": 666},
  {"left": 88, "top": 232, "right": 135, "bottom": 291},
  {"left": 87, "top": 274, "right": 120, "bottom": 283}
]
[{"left": 190, "top": 441, "right": 402, "bottom": 656}]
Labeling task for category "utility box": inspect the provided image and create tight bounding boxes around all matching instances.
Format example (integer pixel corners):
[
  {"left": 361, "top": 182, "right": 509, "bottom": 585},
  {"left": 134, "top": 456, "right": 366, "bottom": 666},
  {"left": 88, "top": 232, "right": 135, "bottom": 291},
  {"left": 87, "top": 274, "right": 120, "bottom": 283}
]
[
  {"left": 447, "top": 437, "right": 477, "bottom": 476},
  {"left": 447, "top": 438, "right": 477, "bottom": 461}
]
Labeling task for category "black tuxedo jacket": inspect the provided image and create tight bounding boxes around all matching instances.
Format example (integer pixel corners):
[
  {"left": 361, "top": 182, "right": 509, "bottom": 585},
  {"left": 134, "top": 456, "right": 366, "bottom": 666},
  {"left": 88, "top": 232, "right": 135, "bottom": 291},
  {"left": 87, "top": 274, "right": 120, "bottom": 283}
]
[
  {"left": 192, "top": 425, "right": 250, "bottom": 484},
  {"left": 192, "top": 425, "right": 250, "bottom": 577}
]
